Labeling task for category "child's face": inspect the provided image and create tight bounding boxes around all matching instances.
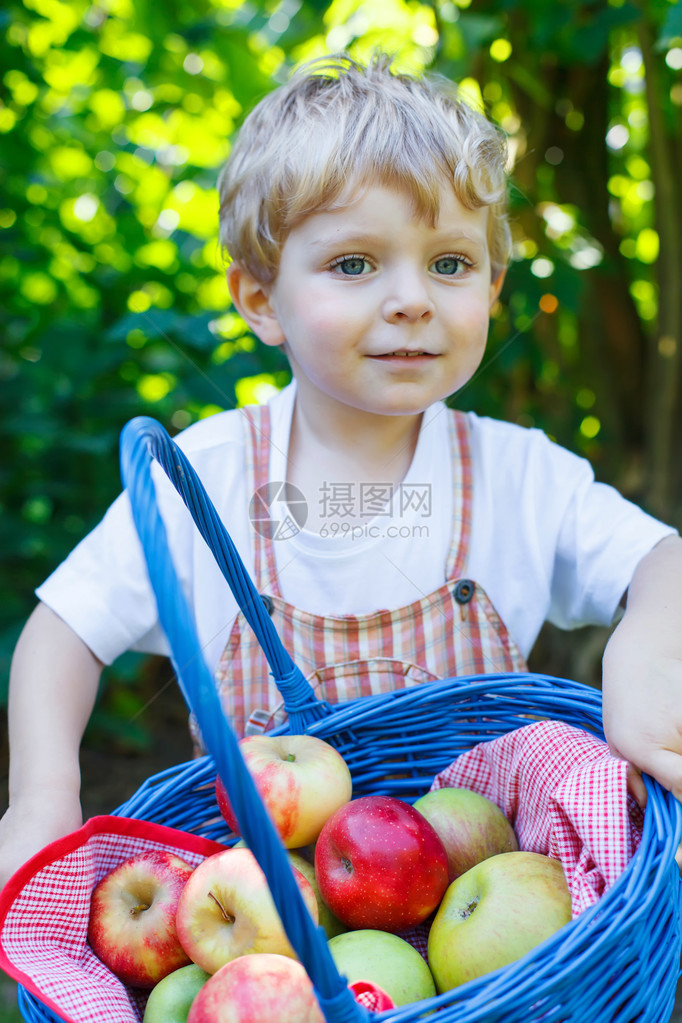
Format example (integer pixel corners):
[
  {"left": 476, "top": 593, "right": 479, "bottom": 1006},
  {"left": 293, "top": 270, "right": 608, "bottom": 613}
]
[{"left": 233, "top": 181, "right": 504, "bottom": 420}]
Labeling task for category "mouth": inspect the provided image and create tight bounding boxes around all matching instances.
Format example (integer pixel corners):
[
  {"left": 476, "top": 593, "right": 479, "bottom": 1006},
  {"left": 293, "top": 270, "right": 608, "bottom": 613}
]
[{"left": 374, "top": 350, "right": 437, "bottom": 358}]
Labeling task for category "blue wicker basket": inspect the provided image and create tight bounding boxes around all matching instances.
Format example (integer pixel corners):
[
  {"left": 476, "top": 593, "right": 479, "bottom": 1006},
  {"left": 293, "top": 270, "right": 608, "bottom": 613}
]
[{"left": 17, "top": 417, "right": 682, "bottom": 1023}]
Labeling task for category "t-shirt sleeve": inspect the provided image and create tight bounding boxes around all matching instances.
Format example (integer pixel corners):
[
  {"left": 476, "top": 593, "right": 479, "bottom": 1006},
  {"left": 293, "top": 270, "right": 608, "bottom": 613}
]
[
  {"left": 34, "top": 407, "right": 253, "bottom": 671},
  {"left": 467, "top": 414, "right": 677, "bottom": 655},
  {"left": 542, "top": 440, "right": 676, "bottom": 629}
]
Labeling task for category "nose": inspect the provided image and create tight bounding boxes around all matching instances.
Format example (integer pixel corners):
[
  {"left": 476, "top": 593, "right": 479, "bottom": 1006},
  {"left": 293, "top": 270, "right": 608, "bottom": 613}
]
[{"left": 381, "top": 267, "right": 434, "bottom": 324}]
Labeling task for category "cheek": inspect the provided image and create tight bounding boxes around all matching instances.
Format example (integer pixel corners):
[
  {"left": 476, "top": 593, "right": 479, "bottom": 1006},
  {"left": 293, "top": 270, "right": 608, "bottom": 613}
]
[
  {"left": 286, "top": 289, "right": 359, "bottom": 345},
  {"left": 450, "top": 294, "right": 493, "bottom": 340}
]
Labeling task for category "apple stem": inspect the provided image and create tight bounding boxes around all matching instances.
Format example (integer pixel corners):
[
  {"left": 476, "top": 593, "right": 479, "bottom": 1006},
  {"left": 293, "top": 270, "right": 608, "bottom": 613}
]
[
  {"left": 130, "top": 903, "right": 150, "bottom": 917},
  {"left": 285, "top": 753, "right": 296, "bottom": 762},
  {"left": 208, "top": 889, "right": 235, "bottom": 924}
]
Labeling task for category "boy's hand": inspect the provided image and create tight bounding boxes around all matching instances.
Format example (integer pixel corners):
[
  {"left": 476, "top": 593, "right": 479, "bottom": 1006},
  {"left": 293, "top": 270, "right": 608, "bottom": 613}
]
[
  {"left": 602, "top": 535, "right": 682, "bottom": 804},
  {"left": 0, "top": 789, "right": 82, "bottom": 891},
  {"left": 603, "top": 647, "right": 682, "bottom": 801}
]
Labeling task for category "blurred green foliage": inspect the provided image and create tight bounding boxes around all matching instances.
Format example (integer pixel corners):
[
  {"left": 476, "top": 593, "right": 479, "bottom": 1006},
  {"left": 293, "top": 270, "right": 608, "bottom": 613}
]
[{"left": 1, "top": 0, "right": 681, "bottom": 734}]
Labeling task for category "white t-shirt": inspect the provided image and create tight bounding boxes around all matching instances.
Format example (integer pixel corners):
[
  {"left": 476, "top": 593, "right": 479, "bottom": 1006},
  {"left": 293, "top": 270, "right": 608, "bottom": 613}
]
[{"left": 36, "top": 383, "right": 674, "bottom": 673}]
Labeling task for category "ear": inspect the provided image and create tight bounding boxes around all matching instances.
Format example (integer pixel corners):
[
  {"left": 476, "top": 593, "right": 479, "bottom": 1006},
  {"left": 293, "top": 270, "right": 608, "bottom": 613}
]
[
  {"left": 489, "top": 266, "right": 507, "bottom": 309},
  {"left": 227, "top": 264, "right": 286, "bottom": 348}
]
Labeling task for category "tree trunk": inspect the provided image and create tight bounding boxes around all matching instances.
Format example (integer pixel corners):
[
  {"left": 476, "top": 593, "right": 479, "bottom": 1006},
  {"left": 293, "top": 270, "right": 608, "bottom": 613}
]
[
  {"left": 505, "top": 46, "right": 648, "bottom": 482},
  {"left": 637, "top": 15, "right": 682, "bottom": 523}
]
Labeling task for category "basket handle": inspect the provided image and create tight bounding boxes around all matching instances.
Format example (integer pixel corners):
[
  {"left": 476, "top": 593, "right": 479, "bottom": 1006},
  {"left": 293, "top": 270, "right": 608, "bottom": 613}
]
[
  {"left": 119, "top": 415, "right": 368, "bottom": 1023},
  {"left": 120, "top": 416, "right": 330, "bottom": 732}
]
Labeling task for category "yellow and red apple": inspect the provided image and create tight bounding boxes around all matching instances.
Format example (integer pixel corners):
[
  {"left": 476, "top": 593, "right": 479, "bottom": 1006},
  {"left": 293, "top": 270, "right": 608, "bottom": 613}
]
[
  {"left": 413, "top": 787, "right": 518, "bottom": 882},
  {"left": 175, "top": 847, "right": 318, "bottom": 974},
  {"left": 87, "top": 850, "right": 194, "bottom": 988},
  {"left": 215, "top": 734, "right": 352, "bottom": 849}
]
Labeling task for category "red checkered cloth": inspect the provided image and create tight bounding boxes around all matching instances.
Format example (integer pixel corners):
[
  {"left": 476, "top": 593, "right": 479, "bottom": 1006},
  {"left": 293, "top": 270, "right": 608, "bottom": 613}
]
[
  {"left": 348, "top": 980, "right": 395, "bottom": 1011},
  {"left": 0, "top": 817, "right": 397, "bottom": 1023},
  {"left": 0, "top": 816, "right": 226, "bottom": 1023},
  {"left": 399, "top": 720, "right": 644, "bottom": 960},
  {"left": 431, "top": 719, "right": 644, "bottom": 917}
]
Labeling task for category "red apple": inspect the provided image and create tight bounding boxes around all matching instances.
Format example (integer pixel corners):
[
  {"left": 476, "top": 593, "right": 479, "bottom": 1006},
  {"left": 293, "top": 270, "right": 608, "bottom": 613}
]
[
  {"left": 215, "top": 734, "right": 352, "bottom": 848},
  {"left": 87, "top": 850, "right": 194, "bottom": 988},
  {"left": 314, "top": 795, "right": 449, "bottom": 932},
  {"left": 187, "top": 953, "right": 324, "bottom": 1023},
  {"left": 413, "top": 787, "right": 518, "bottom": 882},
  {"left": 175, "top": 847, "right": 319, "bottom": 974}
]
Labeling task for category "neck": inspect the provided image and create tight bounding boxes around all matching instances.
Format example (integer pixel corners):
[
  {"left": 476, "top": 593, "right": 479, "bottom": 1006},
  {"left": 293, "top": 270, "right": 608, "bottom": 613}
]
[
  {"left": 288, "top": 392, "right": 424, "bottom": 485},
  {"left": 285, "top": 392, "right": 426, "bottom": 531}
]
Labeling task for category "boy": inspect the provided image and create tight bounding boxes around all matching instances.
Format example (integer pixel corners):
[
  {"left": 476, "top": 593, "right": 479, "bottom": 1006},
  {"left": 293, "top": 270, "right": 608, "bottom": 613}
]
[{"left": 1, "top": 54, "right": 681, "bottom": 888}]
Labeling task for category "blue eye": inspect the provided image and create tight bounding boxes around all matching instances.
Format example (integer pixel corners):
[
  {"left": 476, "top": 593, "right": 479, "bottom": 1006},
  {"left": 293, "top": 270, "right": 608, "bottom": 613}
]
[
  {"left": 342, "top": 258, "right": 366, "bottom": 275},
  {"left": 431, "top": 256, "right": 462, "bottom": 275},
  {"left": 333, "top": 256, "right": 370, "bottom": 276}
]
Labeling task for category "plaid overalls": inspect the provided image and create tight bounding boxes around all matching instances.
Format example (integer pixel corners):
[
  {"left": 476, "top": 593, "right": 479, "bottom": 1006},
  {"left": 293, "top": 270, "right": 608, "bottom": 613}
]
[{"left": 210, "top": 404, "right": 528, "bottom": 740}]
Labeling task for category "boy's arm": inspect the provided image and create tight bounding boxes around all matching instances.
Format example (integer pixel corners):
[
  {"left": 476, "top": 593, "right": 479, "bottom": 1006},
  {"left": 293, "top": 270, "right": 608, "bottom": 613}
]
[
  {"left": 0, "top": 602, "right": 102, "bottom": 888},
  {"left": 602, "top": 534, "right": 682, "bottom": 801}
]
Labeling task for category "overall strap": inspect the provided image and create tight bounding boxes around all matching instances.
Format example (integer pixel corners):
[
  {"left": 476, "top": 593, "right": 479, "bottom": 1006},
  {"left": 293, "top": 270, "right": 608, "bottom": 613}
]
[
  {"left": 240, "top": 404, "right": 283, "bottom": 598},
  {"left": 444, "top": 409, "right": 473, "bottom": 582}
]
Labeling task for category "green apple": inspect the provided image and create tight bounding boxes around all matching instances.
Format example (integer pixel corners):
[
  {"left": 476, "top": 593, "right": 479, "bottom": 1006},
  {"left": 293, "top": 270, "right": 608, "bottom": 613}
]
[
  {"left": 328, "top": 929, "right": 436, "bottom": 1006},
  {"left": 143, "top": 963, "right": 210, "bottom": 1023},
  {"left": 427, "top": 851, "right": 572, "bottom": 992},
  {"left": 413, "top": 787, "right": 517, "bottom": 882},
  {"left": 287, "top": 851, "right": 347, "bottom": 939}
]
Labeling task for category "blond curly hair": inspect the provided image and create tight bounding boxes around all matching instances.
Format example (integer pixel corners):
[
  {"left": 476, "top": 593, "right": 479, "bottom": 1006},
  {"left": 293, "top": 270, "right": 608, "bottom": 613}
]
[{"left": 218, "top": 53, "right": 510, "bottom": 283}]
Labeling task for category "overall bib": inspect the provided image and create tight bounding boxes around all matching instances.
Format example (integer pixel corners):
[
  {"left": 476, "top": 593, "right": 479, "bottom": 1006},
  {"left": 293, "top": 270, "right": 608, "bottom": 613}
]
[{"left": 200, "top": 404, "right": 528, "bottom": 743}]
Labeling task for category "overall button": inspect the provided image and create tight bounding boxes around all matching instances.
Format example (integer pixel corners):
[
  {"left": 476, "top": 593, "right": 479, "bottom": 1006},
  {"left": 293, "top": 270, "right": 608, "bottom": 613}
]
[
  {"left": 453, "top": 579, "right": 475, "bottom": 604},
  {"left": 261, "top": 593, "right": 275, "bottom": 615}
]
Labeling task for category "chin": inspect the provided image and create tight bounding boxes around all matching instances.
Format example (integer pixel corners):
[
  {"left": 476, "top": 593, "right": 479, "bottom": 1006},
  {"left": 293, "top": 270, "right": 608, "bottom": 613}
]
[
  {"left": 361, "top": 392, "right": 451, "bottom": 418},
  {"left": 291, "top": 369, "right": 463, "bottom": 425}
]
